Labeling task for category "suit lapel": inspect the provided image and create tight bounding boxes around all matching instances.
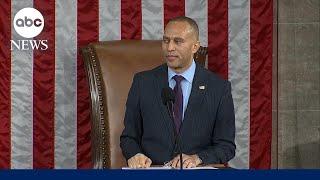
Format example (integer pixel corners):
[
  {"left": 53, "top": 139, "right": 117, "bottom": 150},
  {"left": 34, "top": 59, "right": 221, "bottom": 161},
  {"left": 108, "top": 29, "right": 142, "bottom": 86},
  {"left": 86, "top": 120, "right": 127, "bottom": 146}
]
[
  {"left": 153, "top": 64, "right": 176, "bottom": 144},
  {"left": 181, "top": 64, "right": 207, "bottom": 134},
  {"left": 152, "top": 64, "right": 208, "bottom": 147}
]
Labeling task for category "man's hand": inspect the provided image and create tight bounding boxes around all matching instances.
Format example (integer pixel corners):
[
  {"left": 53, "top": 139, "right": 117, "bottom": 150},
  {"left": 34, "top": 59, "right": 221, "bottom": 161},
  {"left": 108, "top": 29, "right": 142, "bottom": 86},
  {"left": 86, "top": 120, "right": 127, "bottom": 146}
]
[
  {"left": 169, "top": 154, "right": 202, "bottom": 168},
  {"left": 127, "top": 153, "right": 152, "bottom": 168}
]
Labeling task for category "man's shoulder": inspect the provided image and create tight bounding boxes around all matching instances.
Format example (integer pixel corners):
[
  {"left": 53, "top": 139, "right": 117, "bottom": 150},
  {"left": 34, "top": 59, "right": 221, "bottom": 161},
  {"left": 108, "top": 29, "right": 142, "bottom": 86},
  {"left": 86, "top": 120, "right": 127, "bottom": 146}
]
[
  {"left": 198, "top": 65, "right": 229, "bottom": 86},
  {"left": 134, "top": 63, "right": 166, "bottom": 79}
]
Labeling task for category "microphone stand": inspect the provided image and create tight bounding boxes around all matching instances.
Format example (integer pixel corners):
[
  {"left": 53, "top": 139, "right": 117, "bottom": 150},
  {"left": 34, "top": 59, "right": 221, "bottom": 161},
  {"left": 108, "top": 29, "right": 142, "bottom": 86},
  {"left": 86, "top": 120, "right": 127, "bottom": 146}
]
[
  {"left": 178, "top": 136, "right": 183, "bottom": 170},
  {"left": 166, "top": 101, "right": 183, "bottom": 170}
]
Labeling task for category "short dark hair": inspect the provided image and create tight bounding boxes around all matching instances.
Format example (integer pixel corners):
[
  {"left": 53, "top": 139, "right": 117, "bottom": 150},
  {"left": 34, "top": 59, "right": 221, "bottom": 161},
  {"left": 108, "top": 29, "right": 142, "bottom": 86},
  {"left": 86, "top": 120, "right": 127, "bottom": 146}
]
[{"left": 167, "top": 16, "right": 199, "bottom": 40}]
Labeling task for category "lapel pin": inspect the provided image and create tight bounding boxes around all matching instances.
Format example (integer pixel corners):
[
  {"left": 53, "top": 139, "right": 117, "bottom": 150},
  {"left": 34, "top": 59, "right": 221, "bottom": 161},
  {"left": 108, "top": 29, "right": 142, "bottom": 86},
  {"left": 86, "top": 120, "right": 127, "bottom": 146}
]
[{"left": 199, "top": 85, "right": 205, "bottom": 90}]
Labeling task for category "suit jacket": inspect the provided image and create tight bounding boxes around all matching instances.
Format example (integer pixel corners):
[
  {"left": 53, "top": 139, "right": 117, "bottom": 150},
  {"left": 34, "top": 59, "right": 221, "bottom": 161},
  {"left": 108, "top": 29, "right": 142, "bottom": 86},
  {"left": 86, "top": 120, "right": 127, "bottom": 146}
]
[{"left": 120, "top": 63, "right": 236, "bottom": 165}]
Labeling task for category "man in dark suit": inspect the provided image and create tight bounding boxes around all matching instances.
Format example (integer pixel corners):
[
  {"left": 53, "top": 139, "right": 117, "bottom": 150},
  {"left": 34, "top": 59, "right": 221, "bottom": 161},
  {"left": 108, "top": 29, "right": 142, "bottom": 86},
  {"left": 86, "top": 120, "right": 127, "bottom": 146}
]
[{"left": 120, "top": 16, "right": 236, "bottom": 168}]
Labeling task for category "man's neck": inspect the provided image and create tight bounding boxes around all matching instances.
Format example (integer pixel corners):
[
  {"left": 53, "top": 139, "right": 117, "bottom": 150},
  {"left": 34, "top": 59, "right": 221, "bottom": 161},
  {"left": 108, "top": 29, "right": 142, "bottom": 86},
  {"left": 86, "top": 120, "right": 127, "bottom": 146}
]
[{"left": 170, "top": 60, "right": 193, "bottom": 74}]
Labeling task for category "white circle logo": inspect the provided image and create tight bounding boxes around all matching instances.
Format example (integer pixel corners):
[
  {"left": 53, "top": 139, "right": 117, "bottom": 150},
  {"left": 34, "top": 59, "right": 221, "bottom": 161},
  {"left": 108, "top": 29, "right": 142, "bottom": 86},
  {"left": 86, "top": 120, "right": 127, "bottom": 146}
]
[{"left": 13, "top": 8, "right": 44, "bottom": 38}]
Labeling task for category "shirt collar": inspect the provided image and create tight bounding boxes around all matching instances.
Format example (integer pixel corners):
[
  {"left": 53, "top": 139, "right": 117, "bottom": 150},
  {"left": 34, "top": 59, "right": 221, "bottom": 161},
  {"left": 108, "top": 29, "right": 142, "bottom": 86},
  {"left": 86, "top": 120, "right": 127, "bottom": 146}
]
[{"left": 168, "top": 59, "right": 196, "bottom": 83}]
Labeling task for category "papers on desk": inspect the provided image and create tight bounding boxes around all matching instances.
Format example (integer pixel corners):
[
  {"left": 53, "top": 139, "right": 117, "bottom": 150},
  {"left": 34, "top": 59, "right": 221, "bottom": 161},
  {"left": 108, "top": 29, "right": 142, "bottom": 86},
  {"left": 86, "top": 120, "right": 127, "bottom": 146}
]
[
  {"left": 122, "top": 166, "right": 172, "bottom": 170},
  {"left": 184, "top": 166, "right": 218, "bottom": 170},
  {"left": 122, "top": 166, "right": 217, "bottom": 170}
]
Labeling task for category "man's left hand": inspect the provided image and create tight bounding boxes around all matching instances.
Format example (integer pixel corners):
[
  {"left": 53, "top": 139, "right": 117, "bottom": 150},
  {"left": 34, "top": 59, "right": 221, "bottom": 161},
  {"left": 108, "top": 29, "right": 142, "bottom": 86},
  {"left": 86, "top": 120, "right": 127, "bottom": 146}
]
[{"left": 169, "top": 154, "right": 202, "bottom": 168}]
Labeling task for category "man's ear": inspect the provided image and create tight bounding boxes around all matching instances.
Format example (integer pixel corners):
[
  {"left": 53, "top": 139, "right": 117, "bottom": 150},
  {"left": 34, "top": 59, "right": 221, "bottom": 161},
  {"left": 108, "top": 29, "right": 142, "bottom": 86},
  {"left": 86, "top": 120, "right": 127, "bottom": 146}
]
[{"left": 192, "top": 41, "right": 200, "bottom": 54}]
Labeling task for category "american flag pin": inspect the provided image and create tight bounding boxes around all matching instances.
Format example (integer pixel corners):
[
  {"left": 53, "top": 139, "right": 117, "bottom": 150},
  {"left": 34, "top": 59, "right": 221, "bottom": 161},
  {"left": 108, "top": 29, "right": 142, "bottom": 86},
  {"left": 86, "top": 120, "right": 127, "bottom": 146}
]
[{"left": 199, "top": 85, "right": 205, "bottom": 90}]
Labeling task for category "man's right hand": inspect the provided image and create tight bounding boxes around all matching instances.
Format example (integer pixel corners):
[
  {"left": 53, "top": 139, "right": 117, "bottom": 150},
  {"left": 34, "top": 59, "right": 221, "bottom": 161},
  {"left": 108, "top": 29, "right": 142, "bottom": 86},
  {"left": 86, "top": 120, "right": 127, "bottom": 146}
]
[{"left": 127, "top": 153, "right": 152, "bottom": 168}]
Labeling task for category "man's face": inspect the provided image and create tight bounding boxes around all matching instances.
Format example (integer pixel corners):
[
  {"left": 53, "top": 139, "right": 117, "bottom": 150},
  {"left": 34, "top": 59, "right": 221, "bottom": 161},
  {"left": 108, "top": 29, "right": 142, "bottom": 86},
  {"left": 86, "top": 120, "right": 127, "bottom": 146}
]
[{"left": 162, "top": 21, "right": 200, "bottom": 73}]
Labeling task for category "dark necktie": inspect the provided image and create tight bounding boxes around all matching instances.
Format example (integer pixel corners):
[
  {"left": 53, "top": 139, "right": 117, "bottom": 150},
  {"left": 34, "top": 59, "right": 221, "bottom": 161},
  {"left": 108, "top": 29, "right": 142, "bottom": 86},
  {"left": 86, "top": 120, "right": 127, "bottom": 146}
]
[{"left": 173, "top": 75, "right": 184, "bottom": 134}]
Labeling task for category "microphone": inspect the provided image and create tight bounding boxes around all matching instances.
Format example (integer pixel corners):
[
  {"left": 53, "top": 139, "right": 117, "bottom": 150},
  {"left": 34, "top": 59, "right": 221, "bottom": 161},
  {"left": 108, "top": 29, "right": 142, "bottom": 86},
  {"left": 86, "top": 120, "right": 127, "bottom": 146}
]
[
  {"left": 161, "top": 87, "right": 183, "bottom": 170},
  {"left": 161, "top": 88, "right": 175, "bottom": 130},
  {"left": 161, "top": 87, "right": 175, "bottom": 106}
]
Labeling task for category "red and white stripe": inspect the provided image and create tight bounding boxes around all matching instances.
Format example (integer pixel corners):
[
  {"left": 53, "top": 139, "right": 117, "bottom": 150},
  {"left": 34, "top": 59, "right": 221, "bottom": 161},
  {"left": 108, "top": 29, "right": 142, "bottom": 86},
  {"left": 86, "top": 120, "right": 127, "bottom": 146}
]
[
  {"left": 0, "top": 0, "right": 272, "bottom": 169},
  {"left": 55, "top": 0, "right": 77, "bottom": 169},
  {"left": 11, "top": 0, "right": 34, "bottom": 169}
]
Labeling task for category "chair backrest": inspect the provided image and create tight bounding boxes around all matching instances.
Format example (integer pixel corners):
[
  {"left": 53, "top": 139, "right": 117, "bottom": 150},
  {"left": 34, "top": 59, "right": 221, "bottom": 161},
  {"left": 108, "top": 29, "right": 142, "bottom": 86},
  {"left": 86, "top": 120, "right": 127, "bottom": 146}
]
[{"left": 81, "top": 40, "right": 207, "bottom": 168}]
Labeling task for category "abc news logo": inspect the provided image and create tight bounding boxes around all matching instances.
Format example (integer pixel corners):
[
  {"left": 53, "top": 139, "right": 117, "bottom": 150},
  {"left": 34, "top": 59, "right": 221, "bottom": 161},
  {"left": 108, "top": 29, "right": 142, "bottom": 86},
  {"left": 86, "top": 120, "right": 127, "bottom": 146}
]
[
  {"left": 16, "top": 16, "right": 42, "bottom": 28},
  {"left": 11, "top": 7, "right": 48, "bottom": 51}
]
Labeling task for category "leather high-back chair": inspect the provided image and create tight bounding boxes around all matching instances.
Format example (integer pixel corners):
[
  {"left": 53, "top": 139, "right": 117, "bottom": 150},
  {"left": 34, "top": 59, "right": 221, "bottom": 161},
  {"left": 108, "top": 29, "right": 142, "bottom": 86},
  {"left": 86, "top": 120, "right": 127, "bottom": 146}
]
[{"left": 81, "top": 40, "right": 207, "bottom": 169}]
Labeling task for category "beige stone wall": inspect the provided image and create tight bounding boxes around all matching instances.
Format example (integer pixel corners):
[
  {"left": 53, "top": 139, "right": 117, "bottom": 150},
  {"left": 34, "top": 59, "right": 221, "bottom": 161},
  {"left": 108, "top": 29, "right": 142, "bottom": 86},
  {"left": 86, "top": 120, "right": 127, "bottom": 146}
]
[{"left": 274, "top": 0, "right": 320, "bottom": 168}]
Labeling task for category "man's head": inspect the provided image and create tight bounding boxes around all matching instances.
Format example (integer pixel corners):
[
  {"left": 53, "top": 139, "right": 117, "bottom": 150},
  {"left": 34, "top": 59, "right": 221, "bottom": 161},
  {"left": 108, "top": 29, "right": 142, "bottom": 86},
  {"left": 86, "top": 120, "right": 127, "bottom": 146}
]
[{"left": 162, "top": 16, "right": 200, "bottom": 73}]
